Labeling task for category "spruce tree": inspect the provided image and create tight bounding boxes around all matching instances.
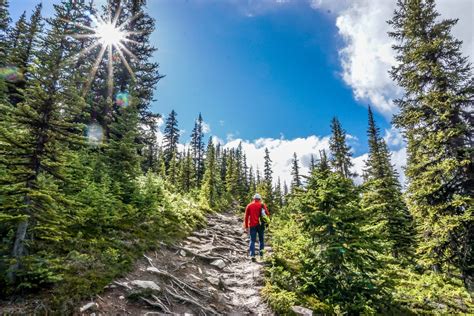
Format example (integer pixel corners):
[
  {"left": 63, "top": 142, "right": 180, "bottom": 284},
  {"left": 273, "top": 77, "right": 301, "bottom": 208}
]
[
  {"left": 309, "top": 154, "right": 316, "bottom": 174},
  {"left": 200, "top": 137, "right": 222, "bottom": 209},
  {"left": 163, "top": 109, "right": 179, "bottom": 166},
  {"left": 362, "top": 107, "right": 415, "bottom": 259},
  {"left": 263, "top": 148, "right": 275, "bottom": 209},
  {"left": 274, "top": 177, "right": 283, "bottom": 209},
  {"left": 190, "top": 113, "right": 205, "bottom": 186},
  {"left": 291, "top": 152, "right": 302, "bottom": 189},
  {"left": 329, "top": 117, "right": 354, "bottom": 178},
  {"left": 389, "top": 0, "right": 473, "bottom": 289},
  {"left": 178, "top": 149, "right": 194, "bottom": 192},
  {"left": 0, "top": 2, "right": 85, "bottom": 284},
  {"left": 0, "top": 0, "right": 9, "bottom": 65},
  {"left": 299, "top": 168, "right": 388, "bottom": 313}
]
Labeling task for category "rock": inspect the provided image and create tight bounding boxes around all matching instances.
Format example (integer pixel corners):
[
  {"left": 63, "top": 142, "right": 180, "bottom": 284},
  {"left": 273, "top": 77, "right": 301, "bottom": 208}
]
[
  {"left": 291, "top": 306, "right": 313, "bottom": 316},
  {"left": 210, "top": 259, "right": 226, "bottom": 269},
  {"left": 188, "top": 273, "right": 203, "bottom": 282},
  {"left": 206, "top": 276, "right": 219, "bottom": 286},
  {"left": 146, "top": 266, "right": 160, "bottom": 274},
  {"left": 79, "top": 302, "right": 98, "bottom": 312},
  {"left": 118, "top": 295, "right": 125, "bottom": 300},
  {"left": 186, "top": 236, "right": 203, "bottom": 243},
  {"left": 130, "top": 280, "right": 161, "bottom": 291},
  {"left": 180, "top": 249, "right": 187, "bottom": 257}
]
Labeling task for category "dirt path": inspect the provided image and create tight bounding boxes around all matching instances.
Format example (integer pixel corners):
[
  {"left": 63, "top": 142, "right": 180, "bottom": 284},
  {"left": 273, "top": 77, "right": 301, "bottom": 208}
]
[{"left": 79, "top": 211, "right": 273, "bottom": 315}]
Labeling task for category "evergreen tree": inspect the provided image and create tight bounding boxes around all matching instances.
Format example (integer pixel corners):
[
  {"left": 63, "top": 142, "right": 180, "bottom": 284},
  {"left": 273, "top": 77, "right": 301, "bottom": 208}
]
[
  {"left": 262, "top": 148, "right": 275, "bottom": 209},
  {"left": 167, "top": 149, "right": 178, "bottom": 186},
  {"left": 309, "top": 154, "right": 316, "bottom": 174},
  {"left": 178, "top": 148, "right": 194, "bottom": 192},
  {"left": 190, "top": 113, "right": 205, "bottom": 186},
  {"left": 299, "top": 168, "right": 389, "bottom": 313},
  {"left": 291, "top": 152, "right": 302, "bottom": 189},
  {"left": 0, "top": 2, "right": 85, "bottom": 284},
  {"left": 200, "top": 137, "right": 223, "bottom": 208},
  {"left": 362, "top": 107, "right": 415, "bottom": 259},
  {"left": 389, "top": 0, "right": 473, "bottom": 289},
  {"left": 274, "top": 177, "right": 283, "bottom": 209},
  {"left": 318, "top": 149, "right": 330, "bottom": 173},
  {"left": 163, "top": 109, "right": 179, "bottom": 166},
  {"left": 0, "top": 0, "right": 10, "bottom": 65},
  {"left": 329, "top": 117, "right": 354, "bottom": 178}
]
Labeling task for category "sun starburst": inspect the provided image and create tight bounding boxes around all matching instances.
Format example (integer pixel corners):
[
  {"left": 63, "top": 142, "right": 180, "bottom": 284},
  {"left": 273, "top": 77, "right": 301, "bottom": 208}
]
[{"left": 65, "top": 3, "right": 141, "bottom": 99}]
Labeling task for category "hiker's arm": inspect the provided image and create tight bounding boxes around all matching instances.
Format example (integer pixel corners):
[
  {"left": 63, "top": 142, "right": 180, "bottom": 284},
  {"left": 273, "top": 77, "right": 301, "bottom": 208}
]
[
  {"left": 244, "top": 205, "right": 250, "bottom": 228},
  {"left": 263, "top": 204, "right": 270, "bottom": 217}
]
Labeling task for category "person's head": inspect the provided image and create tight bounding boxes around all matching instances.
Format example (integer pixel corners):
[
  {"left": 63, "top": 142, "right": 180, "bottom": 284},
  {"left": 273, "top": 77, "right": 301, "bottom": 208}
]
[{"left": 253, "top": 193, "right": 261, "bottom": 201}]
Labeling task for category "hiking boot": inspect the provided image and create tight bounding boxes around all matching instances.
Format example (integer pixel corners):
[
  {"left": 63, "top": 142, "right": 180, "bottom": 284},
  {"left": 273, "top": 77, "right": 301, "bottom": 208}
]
[{"left": 251, "top": 256, "right": 256, "bottom": 262}]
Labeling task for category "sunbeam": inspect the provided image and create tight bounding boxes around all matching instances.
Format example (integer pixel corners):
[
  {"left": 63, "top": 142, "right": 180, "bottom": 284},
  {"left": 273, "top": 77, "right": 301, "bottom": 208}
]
[{"left": 65, "top": 2, "right": 141, "bottom": 99}]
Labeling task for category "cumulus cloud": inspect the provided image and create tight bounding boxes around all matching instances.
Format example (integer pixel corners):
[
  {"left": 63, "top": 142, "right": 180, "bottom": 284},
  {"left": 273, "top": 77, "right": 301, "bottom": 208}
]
[
  {"left": 202, "top": 121, "right": 211, "bottom": 134},
  {"left": 318, "top": 0, "right": 473, "bottom": 117},
  {"left": 224, "top": 135, "right": 330, "bottom": 186}
]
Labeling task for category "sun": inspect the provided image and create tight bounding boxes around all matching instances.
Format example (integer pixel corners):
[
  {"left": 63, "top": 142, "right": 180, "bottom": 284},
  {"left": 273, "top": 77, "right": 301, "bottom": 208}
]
[
  {"left": 65, "top": 3, "right": 140, "bottom": 99},
  {"left": 95, "top": 21, "right": 125, "bottom": 46}
]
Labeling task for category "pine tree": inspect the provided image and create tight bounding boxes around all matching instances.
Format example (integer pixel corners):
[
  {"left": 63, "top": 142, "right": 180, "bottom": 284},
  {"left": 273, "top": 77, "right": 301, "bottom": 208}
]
[
  {"left": 0, "top": 0, "right": 10, "bottom": 65},
  {"left": 274, "top": 177, "right": 283, "bottom": 209},
  {"left": 262, "top": 147, "right": 275, "bottom": 209},
  {"left": 190, "top": 113, "right": 205, "bottom": 186},
  {"left": 299, "top": 168, "right": 388, "bottom": 313},
  {"left": 200, "top": 137, "right": 222, "bottom": 208},
  {"left": 167, "top": 149, "right": 178, "bottom": 186},
  {"left": 309, "top": 154, "right": 316, "bottom": 174},
  {"left": 291, "top": 152, "right": 302, "bottom": 189},
  {"left": 329, "top": 117, "right": 354, "bottom": 178},
  {"left": 319, "top": 149, "right": 330, "bottom": 173},
  {"left": 389, "top": 0, "right": 473, "bottom": 289},
  {"left": 163, "top": 109, "right": 179, "bottom": 166},
  {"left": 178, "top": 149, "right": 194, "bottom": 192},
  {"left": 0, "top": 2, "right": 85, "bottom": 284},
  {"left": 361, "top": 107, "right": 415, "bottom": 259}
]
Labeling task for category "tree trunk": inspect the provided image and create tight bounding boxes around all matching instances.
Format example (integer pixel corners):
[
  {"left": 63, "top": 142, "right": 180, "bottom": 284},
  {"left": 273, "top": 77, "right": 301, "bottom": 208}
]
[{"left": 8, "top": 217, "right": 29, "bottom": 283}]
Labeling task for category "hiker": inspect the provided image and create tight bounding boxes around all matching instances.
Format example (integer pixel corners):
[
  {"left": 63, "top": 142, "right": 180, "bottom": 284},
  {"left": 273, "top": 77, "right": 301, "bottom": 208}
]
[{"left": 243, "top": 193, "right": 270, "bottom": 262}]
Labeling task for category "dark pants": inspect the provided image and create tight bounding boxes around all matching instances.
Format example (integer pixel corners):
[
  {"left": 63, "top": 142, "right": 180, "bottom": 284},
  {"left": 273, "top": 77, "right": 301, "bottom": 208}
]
[{"left": 249, "top": 224, "right": 265, "bottom": 257}]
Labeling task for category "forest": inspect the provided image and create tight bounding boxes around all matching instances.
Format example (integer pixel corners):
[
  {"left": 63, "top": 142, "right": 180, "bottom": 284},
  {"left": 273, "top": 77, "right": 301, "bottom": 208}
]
[{"left": 0, "top": 0, "right": 472, "bottom": 314}]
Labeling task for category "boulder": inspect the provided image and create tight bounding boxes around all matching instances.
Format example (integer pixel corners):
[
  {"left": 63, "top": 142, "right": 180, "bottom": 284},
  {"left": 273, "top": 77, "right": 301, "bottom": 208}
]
[
  {"left": 210, "top": 259, "right": 226, "bottom": 269},
  {"left": 130, "top": 280, "right": 161, "bottom": 291},
  {"left": 291, "top": 306, "right": 313, "bottom": 316}
]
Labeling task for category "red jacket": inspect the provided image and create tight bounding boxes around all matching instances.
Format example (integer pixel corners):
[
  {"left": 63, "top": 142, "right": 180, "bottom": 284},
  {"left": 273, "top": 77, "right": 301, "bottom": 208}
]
[{"left": 244, "top": 200, "right": 270, "bottom": 228}]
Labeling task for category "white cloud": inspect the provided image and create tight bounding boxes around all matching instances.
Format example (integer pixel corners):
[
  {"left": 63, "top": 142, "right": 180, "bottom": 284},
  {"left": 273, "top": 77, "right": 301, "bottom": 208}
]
[
  {"left": 384, "top": 127, "right": 405, "bottom": 149},
  {"left": 233, "top": 0, "right": 473, "bottom": 117},
  {"left": 202, "top": 121, "right": 211, "bottom": 134},
  {"left": 224, "top": 135, "right": 331, "bottom": 186},
  {"left": 323, "top": 0, "right": 473, "bottom": 117}
]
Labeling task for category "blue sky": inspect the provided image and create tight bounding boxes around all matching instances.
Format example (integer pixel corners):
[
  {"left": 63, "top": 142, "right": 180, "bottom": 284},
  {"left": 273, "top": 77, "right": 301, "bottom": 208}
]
[
  {"left": 8, "top": 0, "right": 472, "bottom": 185},
  {"left": 9, "top": 0, "right": 390, "bottom": 155}
]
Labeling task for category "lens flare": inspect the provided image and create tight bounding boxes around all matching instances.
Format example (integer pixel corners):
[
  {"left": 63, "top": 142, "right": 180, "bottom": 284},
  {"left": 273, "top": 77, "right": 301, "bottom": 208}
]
[
  {"left": 115, "top": 92, "right": 130, "bottom": 107},
  {"left": 86, "top": 123, "right": 104, "bottom": 146},
  {"left": 0, "top": 66, "right": 23, "bottom": 83}
]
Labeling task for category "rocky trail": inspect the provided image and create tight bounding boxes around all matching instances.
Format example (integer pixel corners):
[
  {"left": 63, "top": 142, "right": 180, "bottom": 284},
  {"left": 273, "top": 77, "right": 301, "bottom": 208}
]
[{"left": 78, "top": 211, "right": 273, "bottom": 315}]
